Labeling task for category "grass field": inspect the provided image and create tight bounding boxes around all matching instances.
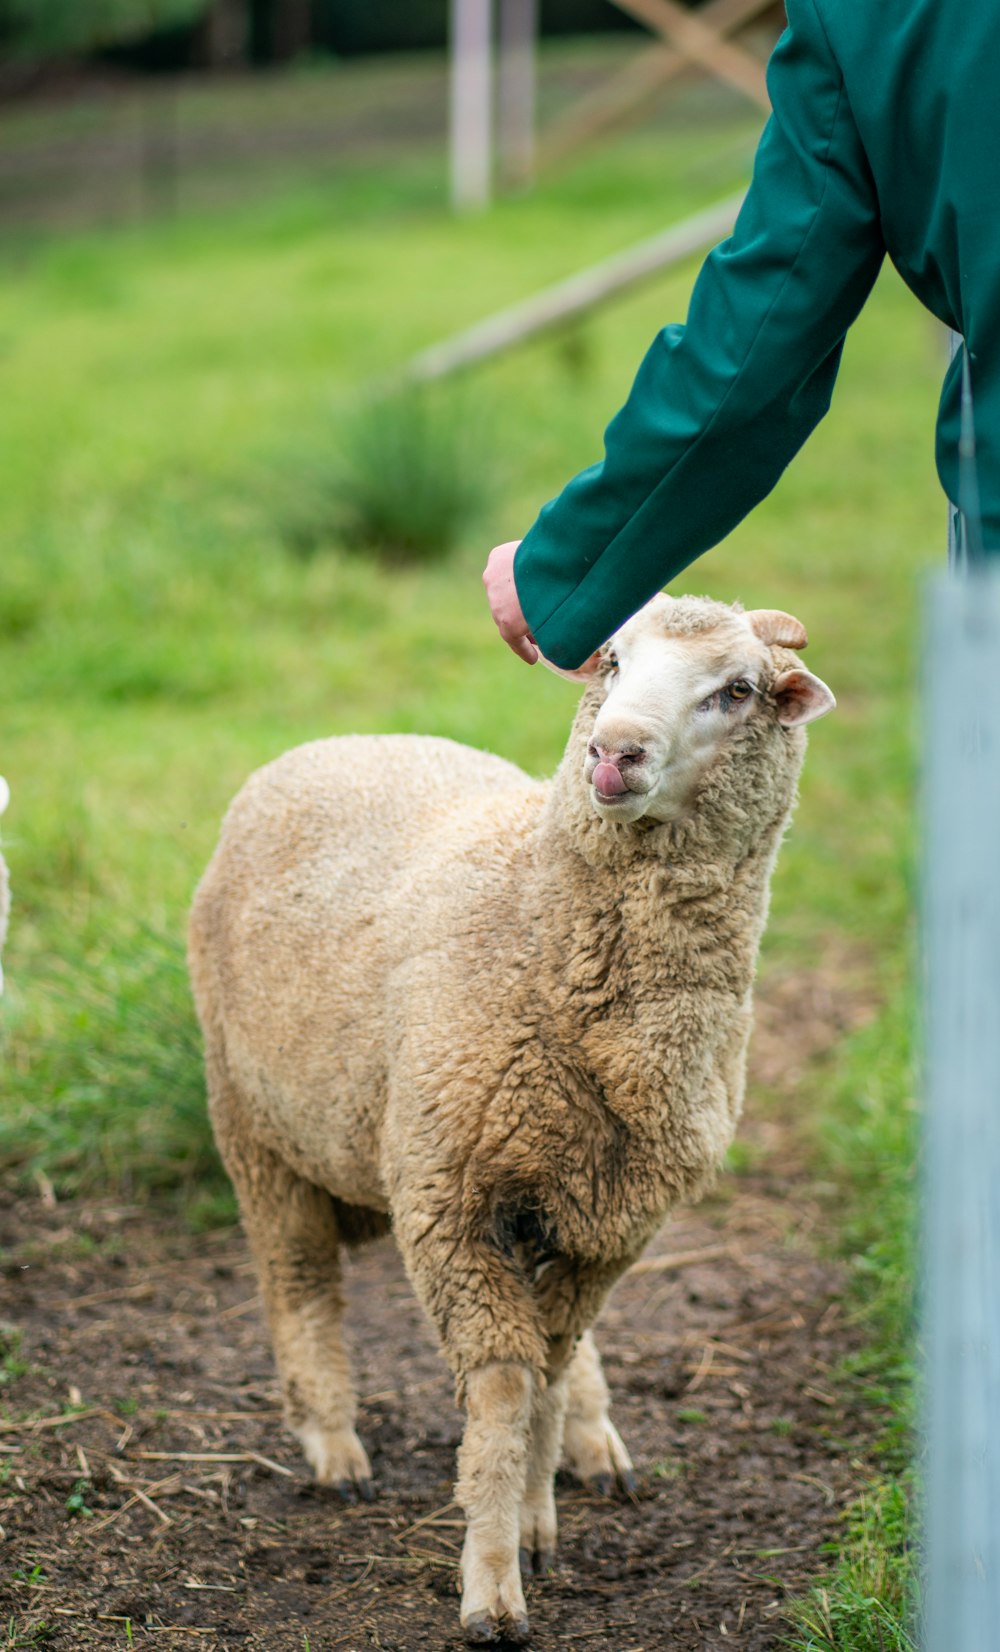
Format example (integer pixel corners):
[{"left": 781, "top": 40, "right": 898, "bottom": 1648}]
[{"left": 0, "top": 48, "right": 933, "bottom": 1648}]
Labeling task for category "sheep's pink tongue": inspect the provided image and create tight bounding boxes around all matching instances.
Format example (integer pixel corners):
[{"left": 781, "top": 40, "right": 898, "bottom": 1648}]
[{"left": 593, "top": 761, "right": 627, "bottom": 797}]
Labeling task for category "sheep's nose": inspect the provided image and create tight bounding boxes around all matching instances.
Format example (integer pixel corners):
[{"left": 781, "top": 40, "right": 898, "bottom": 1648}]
[{"left": 588, "top": 743, "right": 646, "bottom": 797}]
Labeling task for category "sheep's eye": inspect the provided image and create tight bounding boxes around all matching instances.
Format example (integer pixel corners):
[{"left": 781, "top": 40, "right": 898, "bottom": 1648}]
[
  {"left": 728, "top": 679, "right": 753, "bottom": 701},
  {"left": 606, "top": 653, "right": 619, "bottom": 672}
]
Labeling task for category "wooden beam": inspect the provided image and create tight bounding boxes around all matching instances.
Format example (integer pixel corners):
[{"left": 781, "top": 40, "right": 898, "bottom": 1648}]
[
  {"left": 613, "top": 0, "right": 771, "bottom": 113},
  {"left": 542, "top": 41, "right": 692, "bottom": 171},
  {"left": 541, "top": 0, "right": 774, "bottom": 170},
  {"left": 408, "top": 191, "right": 745, "bottom": 381}
]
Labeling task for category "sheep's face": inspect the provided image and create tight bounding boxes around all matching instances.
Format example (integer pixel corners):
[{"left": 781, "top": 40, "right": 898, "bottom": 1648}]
[{"left": 575, "top": 595, "right": 834, "bottom": 825}]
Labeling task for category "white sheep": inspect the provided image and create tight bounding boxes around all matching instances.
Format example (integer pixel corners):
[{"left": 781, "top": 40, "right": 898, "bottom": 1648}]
[{"left": 188, "top": 592, "right": 834, "bottom": 1645}]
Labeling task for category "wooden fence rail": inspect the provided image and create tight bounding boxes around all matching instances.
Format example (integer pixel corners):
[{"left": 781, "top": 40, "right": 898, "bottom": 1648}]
[{"left": 409, "top": 190, "right": 745, "bottom": 380}]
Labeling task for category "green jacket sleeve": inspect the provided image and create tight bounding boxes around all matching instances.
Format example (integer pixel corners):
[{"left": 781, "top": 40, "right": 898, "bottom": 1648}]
[{"left": 513, "top": 0, "right": 885, "bottom": 668}]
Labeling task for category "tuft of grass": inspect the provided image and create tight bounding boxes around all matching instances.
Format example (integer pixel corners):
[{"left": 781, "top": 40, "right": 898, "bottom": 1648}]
[
  {"left": 277, "top": 386, "right": 496, "bottom": 565},
  {"left": 0, "top": 1330, "right": 30, "bottom": 1388},
  {"left": 724, "top": 1135, "right": 764, "bottom": 1176},
  {"left": 2, "top": 1621, "right": 54, "bottom": 1650},
  {"left": 805, "top": 978, "right": 918, "bottom": 1466},
  {"left": 781, "top": 979, "right": 919, "bottom": 1641},
  {"left": 783, "top": 1476, "right": 919, "bottom": 1652},
  {"left": 64, "top": 1479, "right": 94, "bottom": 1520}
]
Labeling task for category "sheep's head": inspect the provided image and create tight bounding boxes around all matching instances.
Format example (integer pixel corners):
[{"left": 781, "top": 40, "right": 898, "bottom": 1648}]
[{"left": 553, "top": 594, "right": 834, "bottom": 826}]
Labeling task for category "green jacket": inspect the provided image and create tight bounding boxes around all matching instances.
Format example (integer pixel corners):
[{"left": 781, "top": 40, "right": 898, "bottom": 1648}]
[{"left": 514, "top": 0, "right": 1000, "bottom": 667}]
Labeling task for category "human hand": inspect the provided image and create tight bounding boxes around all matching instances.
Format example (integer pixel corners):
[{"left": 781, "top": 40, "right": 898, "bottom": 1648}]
[{"left": 482, "top": 540, "right": 539, "bottom": 665}]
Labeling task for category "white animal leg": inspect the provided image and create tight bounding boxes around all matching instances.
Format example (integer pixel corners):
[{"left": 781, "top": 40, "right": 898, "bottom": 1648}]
[
  {"left": 562, "top": 1330, "right": 635, "bottom": 1494},
  {"left": 518, "top": 1367, "right": 569, "bottom": 1578},
  {"left": 209, "top": 1077, "right": 372, "bottom": 1500},
  {"left": 455, "top": 1362, "right": 534, "bottom": 1645}
]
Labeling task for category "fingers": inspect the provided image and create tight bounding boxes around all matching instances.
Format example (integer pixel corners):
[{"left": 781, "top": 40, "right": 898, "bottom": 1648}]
[
  {"left": 483, "top": 539, "right": 538, "bottom": 666},
  {"left": 507, "top": 629, "right": 540, "bottom": 665}
]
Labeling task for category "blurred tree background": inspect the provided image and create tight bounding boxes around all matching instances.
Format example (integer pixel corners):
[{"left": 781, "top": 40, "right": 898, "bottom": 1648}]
[
  {"left": 0, "top": 0, "right": 649, "bottom": 80},
  {"left": 0, "top": 0, "right": 213, "bottom": 72}
]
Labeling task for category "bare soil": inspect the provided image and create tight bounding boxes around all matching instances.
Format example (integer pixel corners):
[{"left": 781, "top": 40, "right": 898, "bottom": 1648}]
[{"left": 0, "top": 960, "right": 879, "bottom": 1652}]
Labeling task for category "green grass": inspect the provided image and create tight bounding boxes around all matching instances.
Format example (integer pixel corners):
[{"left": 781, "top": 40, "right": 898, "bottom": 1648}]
[
  {"left": 780, "top": 983, "right": 920, "bottom": 1649},
  {"left": 2, "top": 1622, "right": 53, "bottom": 1650},
  {"left": 0, "top": 1332, "right": 30, "bottom": 1388},
  {"left": 784, "top": 1477, "right": 920, "bottom": 1652},
  {"left": 0, "top": 46, "right": 936, "bottom": 1643}
]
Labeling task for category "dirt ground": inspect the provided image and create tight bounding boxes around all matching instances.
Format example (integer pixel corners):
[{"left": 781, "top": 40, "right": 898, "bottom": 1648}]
[{"left": 0, "top": 963, "right": 878, "bottom": 1652}]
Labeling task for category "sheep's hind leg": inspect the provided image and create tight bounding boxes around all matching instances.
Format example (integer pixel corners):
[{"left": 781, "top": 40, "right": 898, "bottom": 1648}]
[
  {"left": 562, "top": 1330, "right": 635, "bottom": 1495},
  {"left": 211, "top": 1088, "right": 372, "bottom": 1501},
  {"left": 518, "top": 1367, "right": 570, "bottom": 1580}
]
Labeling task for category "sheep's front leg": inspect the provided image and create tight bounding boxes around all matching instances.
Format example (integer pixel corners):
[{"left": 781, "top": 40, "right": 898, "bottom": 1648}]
[
  {"left": 562, "top": 1330, "right": 635, "bottom": 1494},
  {"left": 455, "top": 1363, "right": 534, "bottom": 1645}
]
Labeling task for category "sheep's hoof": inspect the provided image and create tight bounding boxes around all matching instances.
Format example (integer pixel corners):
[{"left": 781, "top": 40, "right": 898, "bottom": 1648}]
[
  {"left": 563, "top": 1414, "right": 635, "bottom": 1495},
  {"left": 297, "top": 1421, "right": 374, "bottom": 1500},
  {"left": 463, "top": 1610, "right": 531, "bottom": 1645},
  {"left": 587, "top": 1466, "right": 637, "bottom": 1499},
  {"left": 518, "top": 1545, "right": 554, "bottom": 1580},
  {"left": 332, "top": 1476, "right": 375, "bottom": 1505},
  {"left": 464, "top": 1613, "right": 500, "bottom": 1644}
]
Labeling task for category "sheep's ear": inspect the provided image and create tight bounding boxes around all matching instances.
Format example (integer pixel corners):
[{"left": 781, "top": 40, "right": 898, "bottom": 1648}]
[
  {"left": 538, "top": 648, "right": 605, "bottom": 683},
  {"left": 746, "top": 609, "right": 808, "bottom": 650},
  {"left": 773, "top": 668, "right": 836, "bottom": 727}
]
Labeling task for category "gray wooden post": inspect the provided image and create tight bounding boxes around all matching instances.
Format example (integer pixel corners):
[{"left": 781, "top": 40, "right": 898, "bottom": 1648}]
[
  {"left": 924, "top": 568, "right": 1000, "bottom": 1652},
  {"left": 498, "top": 0, "right": 537, "bottom": 188},
  {"left": 450, "top": 0, "right": 494, "bottom": 211}
]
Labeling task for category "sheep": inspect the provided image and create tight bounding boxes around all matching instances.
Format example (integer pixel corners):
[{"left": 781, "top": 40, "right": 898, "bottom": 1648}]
[{"left": 187, "top": 592, "right": 834, "bottom": 1645}]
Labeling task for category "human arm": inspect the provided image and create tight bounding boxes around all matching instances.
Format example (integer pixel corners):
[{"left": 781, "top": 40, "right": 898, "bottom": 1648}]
[{"left": 506, "top": 0, "right": 885, "bottom": 669}]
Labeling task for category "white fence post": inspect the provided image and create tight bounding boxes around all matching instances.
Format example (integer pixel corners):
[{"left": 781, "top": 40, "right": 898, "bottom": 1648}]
[
  {"left": 498, "top": 0, "right": 537, "bottom": 188},
  {"left": 450, "top": 0, "right": 494, "bottom": 211},
  {"left": 924, "top": 568, "right": 1000, "bottom": 1652}
]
